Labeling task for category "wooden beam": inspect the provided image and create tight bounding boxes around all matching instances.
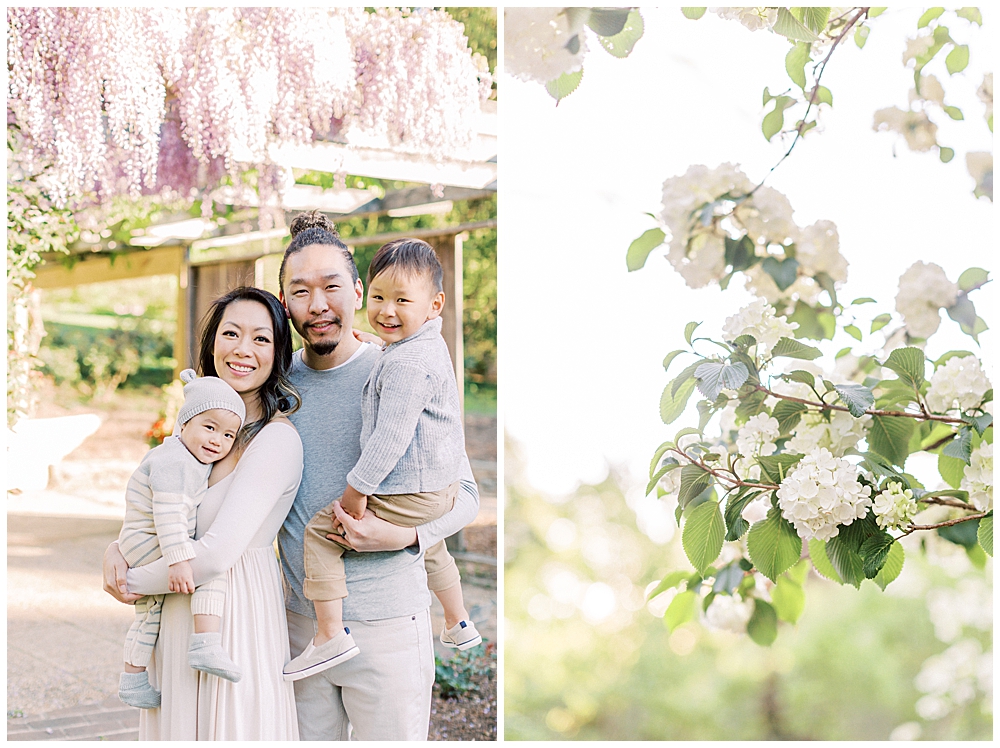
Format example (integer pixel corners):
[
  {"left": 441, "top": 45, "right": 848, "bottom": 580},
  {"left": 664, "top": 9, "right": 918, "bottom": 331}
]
[{"left": 31, "top": 246, "right": 184, "bottom": 289}]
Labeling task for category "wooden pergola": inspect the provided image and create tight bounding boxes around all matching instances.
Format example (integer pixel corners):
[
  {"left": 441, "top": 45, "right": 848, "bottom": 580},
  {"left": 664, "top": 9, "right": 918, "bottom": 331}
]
[{"left": 31, "top": 103, "right": 497, "bottom": 404}]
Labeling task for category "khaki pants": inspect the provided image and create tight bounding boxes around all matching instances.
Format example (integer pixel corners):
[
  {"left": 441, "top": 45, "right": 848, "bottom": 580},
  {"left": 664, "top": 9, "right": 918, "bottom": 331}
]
[
  {"left": 303, "top": 482, "right": 461, "bottom": 601},
  {"left": 287, "top": 608, "right": 434, "bottom": 741}
]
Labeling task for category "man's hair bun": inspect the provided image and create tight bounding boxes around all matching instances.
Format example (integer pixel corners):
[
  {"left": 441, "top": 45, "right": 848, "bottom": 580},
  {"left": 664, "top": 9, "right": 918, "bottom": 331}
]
[{"left": 289, "top": 210, "right": 340, "bottom": 239}]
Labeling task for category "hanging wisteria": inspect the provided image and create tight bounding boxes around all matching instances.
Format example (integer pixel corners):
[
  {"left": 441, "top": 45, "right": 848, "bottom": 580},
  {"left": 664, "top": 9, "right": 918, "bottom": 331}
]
[{"left": 6, "top": 7, "right": 492, "bottom": 206}]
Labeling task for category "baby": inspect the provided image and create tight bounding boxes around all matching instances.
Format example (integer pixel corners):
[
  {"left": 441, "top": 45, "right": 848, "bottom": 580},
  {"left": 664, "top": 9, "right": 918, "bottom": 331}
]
[
  {"left": 283, "top": 238, "right": 481, "bottom": 681},
  {"left": 117, "top": 369, "right": 246, "bottom": 708}
]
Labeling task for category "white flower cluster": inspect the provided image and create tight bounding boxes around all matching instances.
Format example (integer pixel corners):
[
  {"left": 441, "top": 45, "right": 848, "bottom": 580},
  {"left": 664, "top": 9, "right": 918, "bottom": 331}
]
[
  {"left": 914, "top": 639, "right": 992, "bottom": 720},
  {"left": 711, "top": 7, "right": 777, "bottom": 32},
  {"left": 978, "top": 72, "right": 993, "bottom": 124},
  {"left": 736, "top": 414, "right": 780, "bottom": 457},
  {"left": 903, "top": 35, "right": 935, "bottom": 66},
  {"left": 894, "top": 261, "right": 959, "bottom": 339},
  {"left": 734, "top": 186, "right": 797, "bottom": 244},
  {"left": 703, "top": 593, "right": 754, "bottom": 633},
  {"left": 926, "top": 579, "right": 994, "bottom": 644},
  {"left": 504, "top": 8, "right": 584, "bottom": 84},
  {"left": 912, "top": 73, "right": 946, "bottom": 105},
  {"left": 966, "top": 151, "right": 993, "bottom": 201},
  {"left": 872, "top": 481, "right": 919, "bottom": 531},
  {"left": 776, "top": 448, "right": 873, "bottom": 541},
  {"left": 796, "top": 219, "right": 848, "bottom": 283},
  {"left": 721, "top": 299, "right": 798, "bottom": 357},
  {"left": 873, "top": 107, "right": 939, "bottom": 152},
  {"left": 925, "top": 355, "right": 991, "bottom": 413},
  {"left": 961, "top": 442, "right": 993, "bottom": 512},
  {"left": 787, "top": 410, "right": 870, "bottom": 458}
]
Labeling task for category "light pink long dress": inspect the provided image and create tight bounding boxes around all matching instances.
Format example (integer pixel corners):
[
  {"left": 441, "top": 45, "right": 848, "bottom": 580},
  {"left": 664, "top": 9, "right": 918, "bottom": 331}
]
[{"left": 127, "top": 421, "right": 303, "bottom": 740}]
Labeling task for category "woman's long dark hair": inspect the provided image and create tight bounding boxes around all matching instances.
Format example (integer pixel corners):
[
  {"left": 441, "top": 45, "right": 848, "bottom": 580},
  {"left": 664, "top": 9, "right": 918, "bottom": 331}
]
[{"left": 196, "top": 286, "right": 301, "bottom": 446}]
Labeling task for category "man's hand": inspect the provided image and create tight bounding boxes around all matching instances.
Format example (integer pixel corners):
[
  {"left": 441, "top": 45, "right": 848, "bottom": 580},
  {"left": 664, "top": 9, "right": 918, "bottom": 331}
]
[
  {"left": 103, "top": 542, "right": 142, "bottom": 603},
  {"left": 340, "top": 484, "right": 368, "bottom": 521},
  {"left": 168, "top": 560, "right": 196, "bottom": 594},
  {"left": 330, "top": 501, "right": 418, "bottom": 552}
]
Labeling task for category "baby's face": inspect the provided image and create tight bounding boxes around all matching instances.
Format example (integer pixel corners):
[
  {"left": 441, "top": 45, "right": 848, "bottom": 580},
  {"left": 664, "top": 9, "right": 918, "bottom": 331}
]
[{"left": 179, "top": 409, "right": 242, "bottom": 464}]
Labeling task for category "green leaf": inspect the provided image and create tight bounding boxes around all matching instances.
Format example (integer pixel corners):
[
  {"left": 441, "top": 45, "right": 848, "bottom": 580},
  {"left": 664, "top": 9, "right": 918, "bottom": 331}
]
[
  {"left": 678, "top": 463, "right": 713, "bottom": 508},
  {"left": 662, "top": 349, "right": 686, "bottom": 376},
  {"left": 868, "top": 8, "right": 887, "bottom": 18},
  {"left": 735, "top": 389, "right": 769, "bottom": 420},
  {"left": 835, "top": 383, "right": 875, "bottom": 418},
  {"left": 684, "top": 321, "right": 702, "bottom": 346},
  {"left": 788, "top": 301, "right": 832, "bottom": 340},
  {"left": 957, "top": 267, "right": 990, "bottom": 292},
  {"left": 956, "top": 7, "right": 983, "bottom": 25},
  {"left": 646, "top": 461, "right": 679, "bottom": 496},
  {"left": 940, "top": 146, "right": 956, "bottom": 163},
  {"left": 694, "top": 361, "right": 750, "bottom": 401},
  {"left": 946, "top": 296, "right": 988, "bottom": 342},
  {"left": 597, "top": 9, "right": 645, "bottom": 58},
  {"left": 546, "top": 70, "right": 584, "bottom": 103},
  {"left": 963, "top": 413, "right": 993, "bottom": 436},
  {"left": 762, "top": 96, "right": 797, "bottom": 142},
  {"left": 802, "top": 7, "right": 831, "bottom": 33},
  {"left": 917, "top": 7, "right": 945, "bottom": 28},
  {"left": 771, "top": 337, "right": 822, "bottom": 360},
  {"left": 713, "top": 562, "right": 745, "bottom": 594},
  {"left": 860, "top": 533, "right": 896, "bottom": 578},
  {"left": 938, "top": 451, "right": 967, "bottom": 489},
  {"left": 946, "top": 44, "right": 970, "bottom": 74},
  {"left": 646, "top": 570, "right": 690, "bottom": 600},
  {"left": 772, "top": 573, "right": 806, "bottom": 623},
  {"left": 785, "top": 43, "right": 810, "bottom": 90},
  {"left": 870, "top": 313, "right": 892, "bottom": 333},
  {"left": 773, "top": 7, "right": 820, "bottom": 41},
  {"left": 663, "top": 590, "right": 698, "bottom": 631},
  {"left": 844, "top": 324, "right": 862, "bottom": 340},
  {"left": 942, "top": 105, "right": 964, "bottom": 121},
  {"left": 661, "top": 377, "right": 697, "bottom": 425},
  {"left": 756, "top": 454, "right": 804, "bottom": 484},
  {"left": 586, "top": 8, "right": 630, "bottom": 36},
  {"left": 966, "top": 541, "right": 987, "bottom": 568},
  {"left": 681, "top": 7, "right": 707, "bottom": 20},
  {"left": 808, "top": 539, "right": 843, "bottom": 584},
  {"left": 772, "top": 399, "right": 808, "bottom": 436},
  {"left": 784, "top": 369, "right": 817, "bottom": 388},
  {"left": 814, "top": 85, "right": 833, "bottom": 106},
  {"left": 938, "top": 517, "right": 981, "bottom": 547},
  {"left": 942, "top": 427, "right": 972, "bottom": 464},
  {"left": 978, "top": 513, "right": 993, "bottom": 556},
  {"left": 825, "top": 535, "right": 863, "bottom": 588},
  {"left": 626, "top": 228, "right": 665, "bottom": 271},
  {"left": 672, "top": 361, "right": 703, "bottom": 395},
  {"left": 724, "top": 490, "right": 758, "bottom": 541},
  {"left": 883, "top": 346, "right": 926, "bottom": 389},
  {"left": 761, "top": 256, "right": 800, "bottom": 291},
  {"left": 747, "top": 599, "right": 778, "bottom": 646},
  {"left": 724, "top": 234, "right": 757, "bottom": 272},
  {"left": 872, "top": 541, "right": 905, "bottom": 590},
  {"left": 854, "top": 24, "right": 870, "bottom": 48},
  {"left": 682, "top": 500, "right": 726, "bottom": 574},
  {"left": 852, "top": 297, "right": 877, "bottom": 305},
  {"left": 649, "top": 441, "right": 676, "bottom": 478},
  {"left": 868, "top": 415, "right": 916, "bottom": 466},
  {"left": 747, "top": 507, "right": 803, "bottom": 582}
]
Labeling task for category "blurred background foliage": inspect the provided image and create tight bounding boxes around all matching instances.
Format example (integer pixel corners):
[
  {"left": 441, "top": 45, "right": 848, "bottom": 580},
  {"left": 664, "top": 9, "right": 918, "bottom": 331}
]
[{"left": 504, "top": 435, "right": 992, "bottom": 741}]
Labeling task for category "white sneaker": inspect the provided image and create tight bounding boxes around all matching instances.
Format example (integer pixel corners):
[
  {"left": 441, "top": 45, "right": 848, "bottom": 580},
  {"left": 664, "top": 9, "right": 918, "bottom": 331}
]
[
  {"left": 282, "top": 628, "right": 359, "bottom": 682},
  {"left": 440, "top": 620, "right": 482, "bottom": 650}
]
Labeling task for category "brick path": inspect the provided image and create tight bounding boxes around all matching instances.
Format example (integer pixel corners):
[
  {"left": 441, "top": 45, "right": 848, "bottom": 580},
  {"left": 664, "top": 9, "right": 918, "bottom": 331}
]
[{"left": 7, "top": 697, "right": 138, "bottom": 741}]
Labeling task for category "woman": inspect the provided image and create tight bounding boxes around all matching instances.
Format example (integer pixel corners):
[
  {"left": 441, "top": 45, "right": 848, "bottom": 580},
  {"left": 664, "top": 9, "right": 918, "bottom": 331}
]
[{"left": 104, "top": 286, "right": 303, "bottom": 740}]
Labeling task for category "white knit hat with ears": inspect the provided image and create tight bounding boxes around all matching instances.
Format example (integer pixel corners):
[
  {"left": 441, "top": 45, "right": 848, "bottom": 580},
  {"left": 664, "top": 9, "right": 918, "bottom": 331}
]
[{"left": 176, "top": 369, "right": 246, "bottom": 427}]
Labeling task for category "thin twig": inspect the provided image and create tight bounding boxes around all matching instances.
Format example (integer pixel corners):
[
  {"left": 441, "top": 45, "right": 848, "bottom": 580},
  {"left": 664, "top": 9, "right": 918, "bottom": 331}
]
[
  {"left": 746, "top": 7, "right": 869, "bottom": 198},
  {"left": 920, "top": 497, "right": 976, "bottom": 510},
  {"left": 900, "top": 512, "right": 989, "bottom": 537},
  {"left": 754, "top": 384, "right": 966, "bottom": 425},
  {"left": 666, "top": 448, "right": 779, "bottom": 492}
]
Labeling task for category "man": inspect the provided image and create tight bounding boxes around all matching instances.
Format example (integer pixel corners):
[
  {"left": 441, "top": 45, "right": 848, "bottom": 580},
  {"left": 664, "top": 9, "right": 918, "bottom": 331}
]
[{"left": 276, "top": 224, "right": 479, "bottom": 740}]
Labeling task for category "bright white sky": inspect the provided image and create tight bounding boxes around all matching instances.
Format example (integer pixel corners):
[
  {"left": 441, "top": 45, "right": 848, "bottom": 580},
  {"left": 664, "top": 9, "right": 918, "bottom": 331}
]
[{"left": 502, "top": 8, "right": 994, "bottom": 498}]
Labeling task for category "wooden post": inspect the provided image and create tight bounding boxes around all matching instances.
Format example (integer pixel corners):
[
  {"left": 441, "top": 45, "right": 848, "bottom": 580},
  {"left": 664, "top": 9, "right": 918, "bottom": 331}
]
[
  {"left": 174, "top": 247, "right": 192, "bottom": 378},
  {"left": 428, "top": 233, "right": 464, "bottom": 414}
]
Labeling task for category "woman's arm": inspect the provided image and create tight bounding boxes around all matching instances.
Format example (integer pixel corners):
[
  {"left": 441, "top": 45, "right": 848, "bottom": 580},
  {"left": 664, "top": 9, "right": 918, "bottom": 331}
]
[{"left": 127, "top": 423, "right": 303, "bottom": 595}]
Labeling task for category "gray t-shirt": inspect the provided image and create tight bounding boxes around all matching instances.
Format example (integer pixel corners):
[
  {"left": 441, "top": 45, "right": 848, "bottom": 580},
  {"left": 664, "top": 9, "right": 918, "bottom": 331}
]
[{"left": 280, "top": 343, "right": 479, "bottom": 621}]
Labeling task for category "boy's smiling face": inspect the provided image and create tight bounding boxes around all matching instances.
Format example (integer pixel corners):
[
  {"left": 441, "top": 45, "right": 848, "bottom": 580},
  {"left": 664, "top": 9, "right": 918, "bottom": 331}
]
[{"left": 367, "top": 268, "right": 444, "bottom": 345}]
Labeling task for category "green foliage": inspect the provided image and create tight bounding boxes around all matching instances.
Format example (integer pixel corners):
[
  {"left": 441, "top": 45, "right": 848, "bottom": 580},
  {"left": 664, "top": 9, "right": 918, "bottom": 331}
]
[
  {"left": 626, "top": 228, "right": 665, "bottom": 271},
  {"left": 978, "top": 513, "right": 992, "bottom": 556},
  {"left": 694, "top": 361, "right": 749, "bottom": 401},
  {"left": 771, "top": 337, "right": 822, "bottom": 360},
  {"left": 434, "top": 644, "right": 495, "bottom": 699},
  {"left": 834, "top": 383, "right": 874, "bottom": 417},
  {"left": 660, "top": 376, "right": 697, "bottom": 424},
  {"left": 868, "top": 415, "right": 915, "bottom": 466},
  {"left": 597, "top": 10, "right": 645, "bottom": 58},
  {"left": 882, "top": 346, "right": 925, "bottom": 389},
  {"left": 747, "top": 507, "right": 802, "bottom": 583},
  {"left": 546, "top": 70, "right": 584, "bottom": 104},
  {"left": 682, "top": 500, "right": 725, "bottom": 573},
  {"left": 746, "top": 599, "right": 778, "bottom": 645}
]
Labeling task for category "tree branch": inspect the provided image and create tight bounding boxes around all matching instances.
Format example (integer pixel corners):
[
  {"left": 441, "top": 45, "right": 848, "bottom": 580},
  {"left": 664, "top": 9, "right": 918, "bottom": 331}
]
[
  {"left": 754, "top": 384, "right": 966, "bottom": 425},
  {"left": 747, "top": 7, "right": 869, "bottom": 198},
  {"left": 900, "top": 511, "right": 989, "bottom": 537},
  {"left": 920, "top": 496, "right": 976, "bottom": 510},
  {"left": 667, "top": 447, "right": 779, "bottom": 492}
]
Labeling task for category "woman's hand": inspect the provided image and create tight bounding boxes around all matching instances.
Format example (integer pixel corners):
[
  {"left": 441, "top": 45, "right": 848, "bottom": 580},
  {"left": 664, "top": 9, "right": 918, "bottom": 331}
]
[
  {"left": 103, "top": 542, "right": 143, "bottom": 603},
  {"left": 352, "top": 329, "right": 384, "bottom": 348},
  {"left": 330, "top": 501, "right": 418, "bottom": 552}
]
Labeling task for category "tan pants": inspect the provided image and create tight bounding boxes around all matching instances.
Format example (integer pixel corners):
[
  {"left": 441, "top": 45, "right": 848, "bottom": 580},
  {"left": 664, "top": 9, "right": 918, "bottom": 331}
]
[{"left": 303, "top": 482, "right": 461, "bottom": 602}]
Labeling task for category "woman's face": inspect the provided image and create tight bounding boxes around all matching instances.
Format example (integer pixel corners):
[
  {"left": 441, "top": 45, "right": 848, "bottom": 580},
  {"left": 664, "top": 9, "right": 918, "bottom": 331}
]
[{"left": 212, "top": 299, "right": 275, "bottom": 396}]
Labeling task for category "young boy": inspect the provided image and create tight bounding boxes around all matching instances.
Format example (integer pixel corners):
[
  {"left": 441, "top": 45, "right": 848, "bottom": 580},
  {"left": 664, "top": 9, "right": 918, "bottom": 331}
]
[
  {"left": 118, "top": 370, "right": 246, "bottom": 708},
  {"left": 283, "top": 238, "right": 481, "bottom": 681}
]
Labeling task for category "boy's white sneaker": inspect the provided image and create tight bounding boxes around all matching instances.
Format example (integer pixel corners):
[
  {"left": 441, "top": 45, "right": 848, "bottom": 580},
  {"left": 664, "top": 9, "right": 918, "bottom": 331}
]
[
  {"left": 440, "top": 620, "right": 482, "bottom": 650},
  {"left": 282, "top": 628, "right": 359, "bottom": 682}
]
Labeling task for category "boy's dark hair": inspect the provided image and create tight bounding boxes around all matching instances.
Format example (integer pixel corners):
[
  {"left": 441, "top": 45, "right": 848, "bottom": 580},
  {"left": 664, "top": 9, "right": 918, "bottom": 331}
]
[
  {"left": 367, "top": 238, "right": 443, "bottom": 293},
  {"left": 279, "top": 211, "right": 358, "bottom": 290}
]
